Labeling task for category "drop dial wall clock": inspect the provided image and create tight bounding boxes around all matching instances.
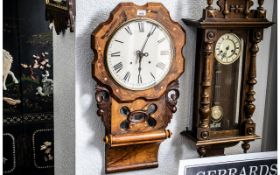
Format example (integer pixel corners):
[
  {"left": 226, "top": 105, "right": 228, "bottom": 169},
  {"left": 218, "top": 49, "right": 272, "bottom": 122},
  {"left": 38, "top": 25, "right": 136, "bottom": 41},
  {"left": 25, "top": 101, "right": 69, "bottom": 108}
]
[
  {"left": 92, "top": 3, "right": 185, "bottom": 173},
  {"left": 181, "top": 0, "right": 273, "bottom": 157}
]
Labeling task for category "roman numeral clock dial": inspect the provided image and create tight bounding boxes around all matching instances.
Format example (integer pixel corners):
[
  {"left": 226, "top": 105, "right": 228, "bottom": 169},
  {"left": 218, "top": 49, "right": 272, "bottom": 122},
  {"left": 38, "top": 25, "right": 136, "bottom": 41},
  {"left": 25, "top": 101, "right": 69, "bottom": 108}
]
[
  {"left": 106, "top": 19, "right": 174, "bottom": 90},
  {"left": 215, "top": 33, "right": 242, "bottom": 65}
]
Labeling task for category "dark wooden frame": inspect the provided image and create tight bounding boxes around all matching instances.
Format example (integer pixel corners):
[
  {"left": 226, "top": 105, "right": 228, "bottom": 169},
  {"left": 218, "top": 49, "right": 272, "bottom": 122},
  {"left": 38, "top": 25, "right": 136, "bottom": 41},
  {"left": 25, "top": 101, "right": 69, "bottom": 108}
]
[
  {"left": 45, "top": 0, "right": 75, "bottom": 34},
  {"left": 181, "top": 0, "right": 273, "bottom": 157},
  {"left": 92, "top": 3, "right": 185, "bottom": 173}
]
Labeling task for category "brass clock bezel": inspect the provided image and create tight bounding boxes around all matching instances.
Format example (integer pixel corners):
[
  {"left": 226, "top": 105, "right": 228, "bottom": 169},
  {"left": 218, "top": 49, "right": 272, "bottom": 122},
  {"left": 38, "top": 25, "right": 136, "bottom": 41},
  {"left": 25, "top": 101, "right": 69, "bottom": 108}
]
[{"left": 214, "top": 33, "right": 242, "bottom": 65}]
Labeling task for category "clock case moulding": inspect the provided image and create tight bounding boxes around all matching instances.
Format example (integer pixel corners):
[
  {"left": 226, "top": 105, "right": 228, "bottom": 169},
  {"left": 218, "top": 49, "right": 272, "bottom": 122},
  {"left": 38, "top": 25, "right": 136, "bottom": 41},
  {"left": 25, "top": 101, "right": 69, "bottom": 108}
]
[
  {"left": 181, "top": 0, "right": 273, "bottom": 157},
  {"left": 91, "top": 3, "right": 185, "bottom": 173}
]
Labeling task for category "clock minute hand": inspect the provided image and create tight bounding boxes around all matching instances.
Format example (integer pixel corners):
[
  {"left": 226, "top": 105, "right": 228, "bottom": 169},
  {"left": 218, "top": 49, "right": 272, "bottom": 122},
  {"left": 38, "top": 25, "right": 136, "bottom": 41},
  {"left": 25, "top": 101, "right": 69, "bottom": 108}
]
[
  {"left": 140, "top": 25, "right": 156, "bottom": 53},
  {"left": 136, "top": 25, "right": 156, "bottom": 63}
]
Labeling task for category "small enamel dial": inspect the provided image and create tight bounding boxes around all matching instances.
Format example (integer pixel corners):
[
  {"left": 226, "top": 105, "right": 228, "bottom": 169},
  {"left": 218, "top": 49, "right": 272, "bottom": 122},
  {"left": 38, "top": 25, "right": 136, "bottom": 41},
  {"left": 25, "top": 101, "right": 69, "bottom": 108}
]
[
  {"left": 106, "top": 19, "right": 174, "bottom": 90},
  {"left": 215, "top": 33, "right": 242, "bottom": 65}
]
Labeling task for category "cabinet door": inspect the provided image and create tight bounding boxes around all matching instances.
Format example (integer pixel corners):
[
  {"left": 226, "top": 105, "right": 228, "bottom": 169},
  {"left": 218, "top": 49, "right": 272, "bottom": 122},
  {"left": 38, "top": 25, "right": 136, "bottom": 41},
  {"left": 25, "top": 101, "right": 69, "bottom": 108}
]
[{"left": 3, "top": 0, "right": 54, "bottom": 174}]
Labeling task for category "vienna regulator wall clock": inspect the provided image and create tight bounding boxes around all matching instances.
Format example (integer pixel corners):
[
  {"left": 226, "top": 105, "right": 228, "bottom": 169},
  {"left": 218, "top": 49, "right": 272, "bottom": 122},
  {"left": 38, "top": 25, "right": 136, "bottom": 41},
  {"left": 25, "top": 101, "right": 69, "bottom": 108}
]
[
  {"left": 92, "top": 3, "right": 185, "bottom": 173},
  {"left": 181, "top": 0, "right": 273, "bottom": 157}
]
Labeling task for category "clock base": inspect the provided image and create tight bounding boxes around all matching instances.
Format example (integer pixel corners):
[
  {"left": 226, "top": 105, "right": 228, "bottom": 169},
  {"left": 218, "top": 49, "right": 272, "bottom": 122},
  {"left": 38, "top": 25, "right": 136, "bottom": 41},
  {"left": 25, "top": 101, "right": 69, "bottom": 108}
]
[
  {"left": 181, "top": 129, "right": 260, "bottom": 157},
  {"left": 105, "top": 143, "right": 160, "bottom": 173}
]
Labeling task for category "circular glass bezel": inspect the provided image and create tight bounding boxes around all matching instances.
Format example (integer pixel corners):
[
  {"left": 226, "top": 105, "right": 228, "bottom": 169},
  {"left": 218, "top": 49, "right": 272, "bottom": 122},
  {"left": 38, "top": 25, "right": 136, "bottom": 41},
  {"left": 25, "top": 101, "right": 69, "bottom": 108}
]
[
  {"left": 105, "top": 18, "right": 175, "bottom": 91},
  {"left": 214, "top": 33, "right": 242, "bottom": 65}
]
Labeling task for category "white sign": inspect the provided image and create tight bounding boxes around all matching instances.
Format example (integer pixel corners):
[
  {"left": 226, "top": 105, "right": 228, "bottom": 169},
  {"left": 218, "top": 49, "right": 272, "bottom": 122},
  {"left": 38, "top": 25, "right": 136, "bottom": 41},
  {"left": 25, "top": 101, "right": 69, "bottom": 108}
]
[{"left": 178, "top": 151, "right": 277, "bottom": 175}]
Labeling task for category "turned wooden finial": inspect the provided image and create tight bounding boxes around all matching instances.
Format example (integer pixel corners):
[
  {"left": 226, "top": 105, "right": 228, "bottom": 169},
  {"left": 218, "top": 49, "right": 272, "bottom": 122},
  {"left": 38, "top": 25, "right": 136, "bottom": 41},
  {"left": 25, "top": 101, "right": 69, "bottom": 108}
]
[
  {"left": 257, "top": 0, "right": 264, "bottom": 11},
  {"left": 245, "top": 0, "right": 254, "bottom": 18},
  {"left": 258, "top": 0, "right": 264, "bottom": 7},
  {"left": 257, "top": 0, "right": 266, "bottom": 18},
  {"left": 207, "top": 0, "right": 214, "bottom": 9},
  {"left": 242, "top": 141, "right": 250, "bottom": 153},
  {"left": 223, "top": 0, "right": 229, "bottom": 17}
]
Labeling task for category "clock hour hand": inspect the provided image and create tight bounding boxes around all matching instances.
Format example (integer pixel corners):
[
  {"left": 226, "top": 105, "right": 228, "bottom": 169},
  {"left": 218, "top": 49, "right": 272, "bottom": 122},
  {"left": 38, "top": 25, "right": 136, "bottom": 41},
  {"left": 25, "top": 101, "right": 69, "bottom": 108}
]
[{"left": 136, "top": 50, "right": 140, "bottom": 63}]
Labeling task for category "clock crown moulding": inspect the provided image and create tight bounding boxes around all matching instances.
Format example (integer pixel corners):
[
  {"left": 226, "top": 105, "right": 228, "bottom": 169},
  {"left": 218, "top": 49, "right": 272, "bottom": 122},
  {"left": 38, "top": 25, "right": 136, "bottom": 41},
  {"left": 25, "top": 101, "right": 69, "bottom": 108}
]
[
  {"left": 181, "top": 0, "right": 273, "bottom": 157},
  {"left": 92, "top": 2, "right": 185, "bottom": 102},
  {"left": 184, "top": 0, "right": 273, "bottom": 28}
]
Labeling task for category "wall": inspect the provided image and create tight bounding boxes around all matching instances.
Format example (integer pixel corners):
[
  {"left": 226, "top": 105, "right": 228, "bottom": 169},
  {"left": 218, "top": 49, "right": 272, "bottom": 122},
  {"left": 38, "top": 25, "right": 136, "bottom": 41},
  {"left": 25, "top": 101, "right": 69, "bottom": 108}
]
[
  {"left": 53, "top": 30, "right": 75, "bottom": 175},
  {"left": 54, "top": 0, "right": 275, "bottom": 175},
  {"left": 262, "top": 0, "right": 277, "bottom": 151}
]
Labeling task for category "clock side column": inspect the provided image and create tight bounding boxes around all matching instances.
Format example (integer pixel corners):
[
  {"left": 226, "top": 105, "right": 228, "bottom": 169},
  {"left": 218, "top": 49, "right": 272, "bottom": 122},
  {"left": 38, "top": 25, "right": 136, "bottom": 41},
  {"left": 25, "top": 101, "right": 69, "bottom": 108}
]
[
  {"left": 242, "top": 29, "right": 263, "bottom": 153},
  {"left": 196, "top": 30, "right": 216, "bottom": 154}
]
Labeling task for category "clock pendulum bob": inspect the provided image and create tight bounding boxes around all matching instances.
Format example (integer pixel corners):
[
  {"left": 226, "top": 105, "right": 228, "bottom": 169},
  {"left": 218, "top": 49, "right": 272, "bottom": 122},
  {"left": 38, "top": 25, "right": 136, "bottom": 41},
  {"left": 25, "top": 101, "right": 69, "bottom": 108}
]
[
  {"left": 181, "top": 0, "right": 273, "bottom": 157},
  {"left": 92, "top": 3, "right": 185, "bottom": 173}
]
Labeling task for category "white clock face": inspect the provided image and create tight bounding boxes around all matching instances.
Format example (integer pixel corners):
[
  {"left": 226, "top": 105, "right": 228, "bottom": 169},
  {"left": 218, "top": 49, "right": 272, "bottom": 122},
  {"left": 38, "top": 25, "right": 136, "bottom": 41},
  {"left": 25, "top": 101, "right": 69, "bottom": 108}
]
[
  {"left": 106, "top": 19, "right": 174, "bottom": 90},
  {"left": 215, "top": 33, "right": 242, "bottom": 65}
]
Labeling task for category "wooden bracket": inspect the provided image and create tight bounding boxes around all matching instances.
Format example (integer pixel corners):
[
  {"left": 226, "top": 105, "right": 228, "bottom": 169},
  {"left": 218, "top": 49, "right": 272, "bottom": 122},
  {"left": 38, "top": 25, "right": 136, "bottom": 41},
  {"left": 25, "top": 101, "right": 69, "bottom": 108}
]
[
  {"left": 105, "top": 130, "right": 171, "bottom": 173},
  {"left": 105, "top": 143, "right": 160, "bottom": 173}
]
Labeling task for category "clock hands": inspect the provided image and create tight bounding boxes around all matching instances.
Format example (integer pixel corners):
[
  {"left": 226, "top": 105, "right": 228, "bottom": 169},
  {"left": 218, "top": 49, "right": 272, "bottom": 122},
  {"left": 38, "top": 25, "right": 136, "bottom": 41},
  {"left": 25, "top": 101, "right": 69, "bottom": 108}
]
[
  {"left": 218, "top": 45, "right": 230, "bottom": 59},
  {"left": 223, "top": 45, "right": 230, "bottom": 58},
  {"left": 135, "top": 24, "right": 156, "bottom": 83},
  {"left": 136, "top": 24, "right": 156, "bottom": 61}
]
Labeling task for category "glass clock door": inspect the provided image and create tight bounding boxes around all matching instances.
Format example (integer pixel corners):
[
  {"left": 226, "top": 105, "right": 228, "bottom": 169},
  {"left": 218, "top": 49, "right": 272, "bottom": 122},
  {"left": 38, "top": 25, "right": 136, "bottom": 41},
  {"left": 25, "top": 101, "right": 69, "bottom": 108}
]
[{"left": 210, "top": 34, "right": 244, "bottom": 130}]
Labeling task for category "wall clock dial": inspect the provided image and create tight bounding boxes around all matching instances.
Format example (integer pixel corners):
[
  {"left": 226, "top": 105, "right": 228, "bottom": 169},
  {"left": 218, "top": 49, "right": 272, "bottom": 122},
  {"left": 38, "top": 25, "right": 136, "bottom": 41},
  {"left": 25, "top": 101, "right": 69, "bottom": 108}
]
[
  {"left": 215, "top": 33, "right": 242, "bottom": 65},
  {"left": 107, "top": 19, "right": 174, "bottom": 90}
]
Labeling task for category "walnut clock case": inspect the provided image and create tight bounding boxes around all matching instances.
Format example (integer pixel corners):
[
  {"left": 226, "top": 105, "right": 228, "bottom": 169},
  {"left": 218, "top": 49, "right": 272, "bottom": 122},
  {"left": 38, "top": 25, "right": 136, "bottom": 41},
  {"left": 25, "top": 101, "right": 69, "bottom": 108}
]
[
  {"left": 181, "top": 0, "right": 273, "bottom": 157},
  {"left": 91, "top": 3, "right": 185, "bottom": 173}
]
